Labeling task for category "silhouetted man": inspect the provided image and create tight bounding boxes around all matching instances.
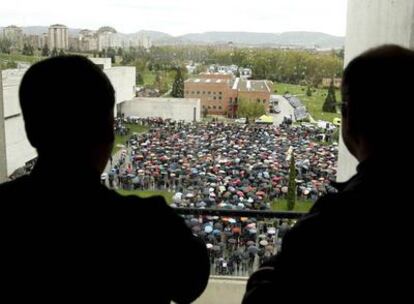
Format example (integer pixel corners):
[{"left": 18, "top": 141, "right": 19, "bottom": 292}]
[
  {"left": 0, "top": 56, "right": 209, "bottom": 303},
  {"left": 243, "top": 45, "right": 411, "bottom": 302}
]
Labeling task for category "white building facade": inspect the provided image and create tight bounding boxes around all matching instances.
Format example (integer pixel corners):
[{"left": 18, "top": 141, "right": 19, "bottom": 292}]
[
  {"left": 48, "top": 24, "right": 69, "bottom": 50},
  {"left": 338, "top": 0, "right": 414, "bottom": 181}
]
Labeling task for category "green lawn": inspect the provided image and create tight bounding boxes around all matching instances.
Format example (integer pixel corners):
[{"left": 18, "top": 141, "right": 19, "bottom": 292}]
[
  {"left": 271, "top": 199, "right": 314, "bottom": 212},
  {"left": 274, "top": 83, "right": 341, "bottom": 122},
  {"left": 0, "top": 52, "right": 44, "bottom": 64},
  {"left": 113, "top": 124, "right": 149, "bottom": 154},
  {"left": 116, "top": 189, "right": 173, "bottom": 204}
]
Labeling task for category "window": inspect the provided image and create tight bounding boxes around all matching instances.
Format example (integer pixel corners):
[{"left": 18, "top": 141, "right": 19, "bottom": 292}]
[
  {"left": 219, "top": 91, "right": 222, "bottom": 95},
  {"left": 208, "top": 91, "right": 211, "bottom": 95},
  {"left": 208, "top": 106, "right": 211, "bottom": 109},
  {"left": 213, "top": 92, "right": 216, "bottom": 95},
  {"left": 185, "top": 90, "right": 189, "bottom": 94},
  {"left": 197, "top": 91, "right": 200, "bottom": 95},
  {"left": 213, "top": 106, "right": 216, "bottom": 109},
  {"left": 219, "top": 106, "right": 222, "bottom": 109},
  {"left": 191, "top": 91, "right": 195, "bottom": 94},
  {"left": 219, "top": 96, "right": 222, "bottom": 100},
  {"left": 202, "top": 91, "right": 206, "bottom": 95},
  {"left": 263, "top": 99, "right": 266, "bottom": 103},
  {"left": 257, "top": 98, "right": 261, "bottom": 103}
]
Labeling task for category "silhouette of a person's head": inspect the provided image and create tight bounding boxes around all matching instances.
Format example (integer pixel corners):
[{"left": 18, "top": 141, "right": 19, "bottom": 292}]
[
  {"left": 19, "top": 55, "right": 115, "bottom": 174},
  {"left": 341, "top": 45, "right": 414, "bottom": 161}
]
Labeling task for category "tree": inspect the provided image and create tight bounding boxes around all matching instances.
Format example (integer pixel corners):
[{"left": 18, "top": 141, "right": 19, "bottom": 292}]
[
  {"left": 287, "top": 154, "right": 297, "bottom": 211},
  {"left": 202, "top": 107, "right": 208, "bottom": 118},
  {"left": 28, "top": 44, "right": 34, "bottom": 56},
  {"left": 51, "top": 47, "right": 58, "bottom": 57},
  {"left": 153, "top": 71, "right": 162, "bottom": 91},
  {"left": 58, "top": 49, "right": 65, "bottom": 56},
  {"left": 41, "top": 44, "right": 50, "bottom": 57},
  {"left": 235, "top": 69, "right": 241, "bottom": 77},
  {"left": 107, "top": 47, "right": 116, "bottom": 64},
  {"left": 136, "top": 72, "right": 144, "bottom": 85},
  {"left": 237, "top": 98, "right": 266, "bottom": 120},
  {"left": 22, "top": 44, "right": 28, "bottom": 55},
  {"left": 117, "top": 47, "right": 123, "bottom": 57},
  {"left": 171, "top": 67, "right": 184, "bottom": 98},
  {"left": 306, "top": 86, "right": 312, "bottom": 97},
  {"left": 0, "top": 38, "right": 12, "bottom": 54},
  {"left": 322, "top": 79, "right": 337, "bottom": 113}
]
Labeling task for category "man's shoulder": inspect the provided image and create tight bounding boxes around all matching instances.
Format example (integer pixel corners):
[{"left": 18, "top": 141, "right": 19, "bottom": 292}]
[{"left": 0, "top": 176, "right": 31, "bottom": 197}]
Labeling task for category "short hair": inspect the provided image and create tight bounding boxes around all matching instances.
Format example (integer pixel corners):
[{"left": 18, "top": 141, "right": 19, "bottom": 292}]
[
  {"left": 341, "top": 45, "right": 414, "bottom": 144},
  {"left": 19, "top": 55, "right": 115, "bottom": 150}
]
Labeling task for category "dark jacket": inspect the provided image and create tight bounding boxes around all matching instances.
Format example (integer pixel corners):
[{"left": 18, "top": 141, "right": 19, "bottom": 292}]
[
  {"left": 0, "top": 165, "right": 209, "bottom": 303},
  {"left": 243, "top": 158, "right": 408, "bottom": 302}
]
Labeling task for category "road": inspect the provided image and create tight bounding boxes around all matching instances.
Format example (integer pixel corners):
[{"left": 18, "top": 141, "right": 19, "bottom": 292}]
[{"left": 270, "top": 95, "right": 295, "bottom": 126}]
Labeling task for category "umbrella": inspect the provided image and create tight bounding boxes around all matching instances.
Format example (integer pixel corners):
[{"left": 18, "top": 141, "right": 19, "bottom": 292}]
[
  {"left": 259, "top": 240, "right": 269, "bottom": 246},
  {"left": 248, "top": 245, "right": 259, "bottom": 254},
  {"left": 267, "top": 228, "right": 276, "bottom": 235},
  {"left": 228, "top": 218, "right": 237, "bottom": 224},
  {"left": 228, "top": 238, "right": 237, "bottom": 244},
  {"left": 258, "top": 234, "right": 267, "bottom": 239},
  {"left": 206, "top": 243, "right": 213, "bottom": 249},
  {"left": 204, "top": 225, "right": 213, "bottom": 233},
  {"left": 214, "top": 222, "right": 223, "bottom": 229},
  {"left": 213, "top": 229, "right": 221, "bottom": 236},
  {"left": 212, "top": 245, "right": 221, "bottom": 251},
  {"left": 246, "top": 223, "right": 256, "bottom": 229},
  {"left": 192, "top": 225, "right": 201, "bottom": 232},
  {"left": 246, "top": 240, "right": 255, "bottom": 246},
  {"left": 249, "top": 228, "right": 257, "bottom": 234}
]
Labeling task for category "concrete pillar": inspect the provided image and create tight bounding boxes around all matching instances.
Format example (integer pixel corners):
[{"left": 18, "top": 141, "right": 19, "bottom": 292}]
[
  {"left": 0, "top": 71, "right": 8, "bottom": 182},
  {"left": 338, "top": 0, "right": 414, "bottom": 181}
]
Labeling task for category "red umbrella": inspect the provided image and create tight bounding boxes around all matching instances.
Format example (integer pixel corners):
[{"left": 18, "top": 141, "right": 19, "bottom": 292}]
[{"left": 237, "top": 191, "right": 245, "bottom": 197}]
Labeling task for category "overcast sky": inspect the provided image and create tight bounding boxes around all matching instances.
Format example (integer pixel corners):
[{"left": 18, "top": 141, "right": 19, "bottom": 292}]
[{"left": 1, "top": 0, "right": 347, "bottom": 36}]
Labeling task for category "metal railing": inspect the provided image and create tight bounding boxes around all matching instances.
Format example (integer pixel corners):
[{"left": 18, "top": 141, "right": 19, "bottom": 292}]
[{"left": 175, "top": 207, "right": 306, "bottom": 277}]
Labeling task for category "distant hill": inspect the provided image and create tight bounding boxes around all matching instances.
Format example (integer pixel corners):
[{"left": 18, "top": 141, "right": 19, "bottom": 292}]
[
  {"left": 2, "top": 26, "right": 344, "bottom": 49},
  {"left": 18, "top": 26, "right": 81, "bottom": 36},
  {"left": 178, "top": 31, "right": 344, "bottom": 48}
]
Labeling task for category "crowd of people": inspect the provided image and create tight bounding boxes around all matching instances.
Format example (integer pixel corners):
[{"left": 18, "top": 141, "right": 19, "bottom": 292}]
[
  {"left": 104, "top": 116, "right": 338, "bottom": 276},
  {"left": 107, "top": 117, "right": 338, "bottom": 211},
  {"left": 183, "top": 215, "right": 295, "bottom": 276}
]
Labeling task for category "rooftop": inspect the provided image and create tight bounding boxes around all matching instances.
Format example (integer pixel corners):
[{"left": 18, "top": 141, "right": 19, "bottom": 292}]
[
  {"left": 238, "top": 80, "right": 271, "bottom": 93},
  {"left": 185, "top": 78, "right": 231, "bottom": 85}
]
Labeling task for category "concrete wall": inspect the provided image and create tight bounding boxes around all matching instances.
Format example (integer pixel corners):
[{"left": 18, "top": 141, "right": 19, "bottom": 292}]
[
  {"left": 0, "top": 71, "right": 7, "bottom": 182},
  {"left": 1, "top": 69, "right": 37, "bottom": 178},
  {"left": 120, "top": 97, "right": 201, "bottom": 122},
  {"left": 104, "top": 66, "right": 136, "bottom": 106},
  {"left": 89, "top": 57, "right": 112, "bottom": 70},
  {"left": 195, "top": 277, "right": 247, "bottom": 304},
  {"left": 338, "top": 0, "right": 414, "bottom": 181}
]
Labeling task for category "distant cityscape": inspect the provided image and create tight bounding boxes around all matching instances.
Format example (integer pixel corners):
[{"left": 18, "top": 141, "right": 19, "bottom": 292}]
[
  {"left": 1, "top": 24, "right": 345, "bottom": 52},
  {"left": 1, "top": 24, "right": 152, "bottom": 52}
]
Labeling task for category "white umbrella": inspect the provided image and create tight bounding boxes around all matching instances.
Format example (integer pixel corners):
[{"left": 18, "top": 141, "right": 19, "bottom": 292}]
[{"left": 260, "top": 240, "right": 269, "bottom": 246}]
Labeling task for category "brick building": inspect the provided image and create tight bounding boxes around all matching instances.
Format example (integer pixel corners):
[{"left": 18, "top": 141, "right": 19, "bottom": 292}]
[{"left": 184, "top": 73, "right": 271, "bottom": 116}]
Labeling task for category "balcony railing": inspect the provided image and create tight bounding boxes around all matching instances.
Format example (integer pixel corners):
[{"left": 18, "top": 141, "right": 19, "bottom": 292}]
[{"left": 175, "top": 207, "right": 306, "bottom": 277}]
